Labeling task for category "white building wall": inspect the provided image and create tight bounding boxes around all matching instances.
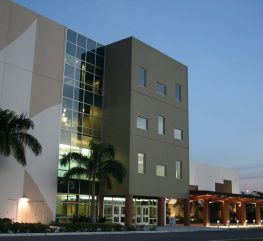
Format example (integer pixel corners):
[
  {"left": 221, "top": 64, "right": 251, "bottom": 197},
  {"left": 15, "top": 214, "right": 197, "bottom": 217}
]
[{"left": 190, "top": 160, "right": 240, "bottom": 194}]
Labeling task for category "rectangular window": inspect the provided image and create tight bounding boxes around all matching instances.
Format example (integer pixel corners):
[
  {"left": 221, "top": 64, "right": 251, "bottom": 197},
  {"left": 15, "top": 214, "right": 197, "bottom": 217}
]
[
  {"left": 138, "top": 67, "right": 146, "bottom": 87},
  {"left": 158, "top": 115, "right": 165, "bottom": 135},
  {"left": 137, "top": 153, "right": 145, "bottom": 174},
  {"left": 137, "top": 117, "right": 148, "bottom": 130},
  {"left": 176, "top": 84, "right": 181, "bottom": 102},
  {"left": 156, "top": 165, "right": 166, "bottom": 177},
  {"left": 176, "top": 160, "right": 182, "bottom": 179},
  {"left": 174, "top": 128, "right": 183, "bottom": 140},
  {"left": 156, "top": 83, "right": 166, "bottom": 96}
]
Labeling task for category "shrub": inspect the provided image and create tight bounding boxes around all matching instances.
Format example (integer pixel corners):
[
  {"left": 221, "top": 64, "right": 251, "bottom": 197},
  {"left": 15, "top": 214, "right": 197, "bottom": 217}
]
[{"left": 0, "top": 219, "right": 49, "bottom": 233}]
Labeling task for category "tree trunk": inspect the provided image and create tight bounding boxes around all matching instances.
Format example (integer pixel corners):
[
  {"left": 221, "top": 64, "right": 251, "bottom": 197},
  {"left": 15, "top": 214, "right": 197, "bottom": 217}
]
[{"left": 90, "top": 175, "right": 96, "bottom": 223}]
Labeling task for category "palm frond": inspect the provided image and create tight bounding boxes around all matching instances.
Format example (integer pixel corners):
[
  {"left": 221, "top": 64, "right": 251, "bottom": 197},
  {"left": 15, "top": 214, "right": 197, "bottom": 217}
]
[
  {"left": 64, "top": 166, "right": 89, "bottom": 179},
  {"left": 16, "top": 132, "right": 42, "bottom": 155},
  {"left": 10, "top": 138, "right": 26, "bottom": 166},
  {"left": 60, "top": 152, "right": 90, "bottom": 167}
]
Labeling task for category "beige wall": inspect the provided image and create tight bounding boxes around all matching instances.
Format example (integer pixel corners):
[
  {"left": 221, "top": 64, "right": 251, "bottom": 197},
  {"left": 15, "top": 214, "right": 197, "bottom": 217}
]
[
  {"left": 103, "top": 37, "right": 189, "bottom": 199},
  {"left": 0, "top": 0, "right": 65, "bottom": 223}
]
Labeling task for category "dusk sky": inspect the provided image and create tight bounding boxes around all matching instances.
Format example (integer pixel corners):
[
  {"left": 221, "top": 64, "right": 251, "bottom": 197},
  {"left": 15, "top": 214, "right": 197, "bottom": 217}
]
[{"left": 15, "top": 0, "right": 263, "bottom": 192}]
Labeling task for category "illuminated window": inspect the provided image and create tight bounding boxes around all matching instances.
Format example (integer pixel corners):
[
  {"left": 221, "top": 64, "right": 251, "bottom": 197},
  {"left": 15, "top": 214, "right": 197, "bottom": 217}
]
[
  {"left": 176, "top": 160, "right": 182, "bottom": 179},
  {"left": 137, "top": 153, "right": 145, "bottom": 174},
  {"left": 158, "top": 115, "right": 165, "bottom": 135},
  {"left": 137, "top": 117, "right": 148, "bottom": 130},
  {"left": 138, "top": 67, "right": 146, "bottom": 87},
  {"left": 174, "top": 128, "right": 183, "bottom": 140},
  {"left": 156, "top": 83, "right": 166, "bottom": 96},
  {"left": 156, "top": 165, "right": 166, "bottom": 177}
]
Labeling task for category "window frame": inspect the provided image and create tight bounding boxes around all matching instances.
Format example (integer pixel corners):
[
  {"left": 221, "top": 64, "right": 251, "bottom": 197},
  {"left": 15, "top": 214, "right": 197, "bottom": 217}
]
[
  {"left": 136, "top": 116, "right": 148, "bottom": 130},
  {"left": 175, "top": 160, "right": 182, "bottom": 179},
  {"left": 138, "top": 67, "right": 146, "bottom": 87},
  {"left": 174, "top": 128, "right": 183, "bottom": 141},
  {"left": 156, "top": 82, "right": 167, "bottom": 96},
  {"left": 137, "top": 153, "right": 145, "bottom": 174},
  {"left": 156, "top": 165, "right": 166, "bottom": 177},
  {"left": 175, "top": 84, "right": 182, "bottom": 102},
  {"left": 158, "top": 115, "right": 165, "bottom": 135}
]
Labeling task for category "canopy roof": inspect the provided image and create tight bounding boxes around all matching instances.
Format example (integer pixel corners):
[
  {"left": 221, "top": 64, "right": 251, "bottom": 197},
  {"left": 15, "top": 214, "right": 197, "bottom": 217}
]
[{"left": 190, "top": 190, "right": 263, "bottom": 204}]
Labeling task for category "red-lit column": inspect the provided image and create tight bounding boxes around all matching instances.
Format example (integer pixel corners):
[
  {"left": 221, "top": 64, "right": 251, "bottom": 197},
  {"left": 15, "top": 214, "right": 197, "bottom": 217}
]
[
  {"left": 236, "top": 203, "right": 241, "bottom": 222},
  {"left": 203, "top": 200, "right": 210, "bottom": 226},
  {"left": 158, "top": 197, "right": 165, "bottom": 226},
  {"left": 125, "top": 194, "right": 133, "bottom": 226},
  {"left": 256, "top": 203, "right": 261, "bottom": 225},
  {"left": 184, "top": 198, "right": 191, "bottom": 226},
  {"left": 221, "top": 201, "right": 229, "bottom": 226},
  {"left": 240, "top": 202, "right": 246, "bottom": 225}
]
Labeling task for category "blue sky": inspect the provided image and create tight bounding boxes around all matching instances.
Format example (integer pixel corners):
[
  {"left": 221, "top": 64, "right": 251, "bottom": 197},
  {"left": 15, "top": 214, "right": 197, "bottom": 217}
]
[{"left": 15, "top": 0, "right": 263, "bottom": 192}]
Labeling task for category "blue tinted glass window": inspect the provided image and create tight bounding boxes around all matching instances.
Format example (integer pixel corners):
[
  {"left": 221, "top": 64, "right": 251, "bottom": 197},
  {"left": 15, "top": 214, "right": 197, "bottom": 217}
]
[
  {"left": 77, "top": 34, "right": 86, "bottom": 48},
  {"left": 67, "top": 29, "right": 77, "bottom": 43},
  {"left": 63, "top": 84, "right": 73, "bottom": 99},
  {"left": 87, "top": 39, "right": 96, "bottom": 52},
  {"left": 156, "top": 83, "right": 166, "bottom": 96},
  {"left": 74, "top": 88, "right": 84, "bottom": 102},
  {"left": 96, "top": 55, "right": 104, "bottom": 68},
  {"left": 64, "top": 64, "right": 74, "bottom": 79},
  {"left": 63, "top": 97, "right": 73, "bottom": 109},
  {"left": 94, "top": 94, "right": 102, "bottom": 107},
  {"left": 176, "top": 84, "right": 181, "bottom": 102},
  {"left": 84, "top": 91, "right": 93, "bottom": 105},
  {"left": 86, "top": 52, "right": 95, "bottom": 65},
  {"left": 66, "top": 42, "right": 76, "bottom": 56},
  {"left": 74, "top": 68, "right": 81, "bottom": 81},
  {"left": 138, "top": 67, "right": 146, "bottom": 87},
  {"left": 76, "top": 47, "right": 86, "bottom": 61}
]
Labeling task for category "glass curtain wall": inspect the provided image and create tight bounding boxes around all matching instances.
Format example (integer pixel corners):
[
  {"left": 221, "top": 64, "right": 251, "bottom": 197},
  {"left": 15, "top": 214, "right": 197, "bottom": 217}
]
[{"left": 56, "top": 28, "right": 104, "bottom": 222}]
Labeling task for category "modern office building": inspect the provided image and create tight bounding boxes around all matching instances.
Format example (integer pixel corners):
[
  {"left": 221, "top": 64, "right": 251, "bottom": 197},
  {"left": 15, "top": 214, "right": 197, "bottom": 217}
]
[{"left": 0, "top": 0, "right": 189, "bottom": 225}]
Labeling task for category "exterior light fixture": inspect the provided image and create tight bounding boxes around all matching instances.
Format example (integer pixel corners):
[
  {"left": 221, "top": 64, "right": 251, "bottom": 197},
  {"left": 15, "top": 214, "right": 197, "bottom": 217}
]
[
  {"left": 20, "top": 194, "right": 29, "bottom": 208},
  {"left": 236, "top": 220, "right": 239, "bottom": 227},
  {"left": 253, "top": 220, "right": 255, "bottom": 227},
  {"left": 227, "top": 220, "right": 230, "bottom": 228},
  {"left": 217, "top": 220, "right": 220, "bottom": 228},
  {"left": 245, "top": 220, "right": 248, "bottom": 226},
  {"left": 261, "top": 220, "right": 263, "bottom": 226}
]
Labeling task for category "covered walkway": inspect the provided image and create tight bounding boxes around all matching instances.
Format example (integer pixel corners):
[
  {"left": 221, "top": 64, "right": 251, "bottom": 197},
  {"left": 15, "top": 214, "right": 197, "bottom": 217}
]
[{"left": 190, "top": 190, "right": 263, "bottom": 227}]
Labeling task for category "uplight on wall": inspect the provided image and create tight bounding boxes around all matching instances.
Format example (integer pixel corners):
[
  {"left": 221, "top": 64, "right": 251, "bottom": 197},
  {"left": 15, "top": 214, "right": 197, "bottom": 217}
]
[{"left": 19, "top": 194, "right": 29, "bottom": 208}]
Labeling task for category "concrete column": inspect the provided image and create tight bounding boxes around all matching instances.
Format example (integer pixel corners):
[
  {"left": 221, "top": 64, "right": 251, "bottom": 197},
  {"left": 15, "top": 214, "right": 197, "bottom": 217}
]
[
  {"left": 203, "top": 200, "right": 210, "bottom": 226},
  {"left": 125, "top": 194, "right": 133, "bottom": 226},
  {"left": 158, "top": 197, "right": 165, "bottom": 226},
  {"left": 221, "top": 201, "right": 229, "bottom": 226},
  {"left": 98, "top": 195, "right": 104, "bottom": 217},
  {"left": 256, "top": 203, "right": 261, "bottom": 225},
  {"left": 184, "top": 198, "right": 191, "bottom": 226},
  {"left": 240, "top": 202, "right": 246, "bottom": 225}
]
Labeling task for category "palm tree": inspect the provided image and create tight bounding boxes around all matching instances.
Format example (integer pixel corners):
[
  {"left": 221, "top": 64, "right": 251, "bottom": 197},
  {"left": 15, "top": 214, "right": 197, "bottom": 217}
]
[
  {"left": 60, "top": 141, "right": 125, "bottom": 223},
  {"left": 0, "top": 108, "right": 42, "bottom": 166}
]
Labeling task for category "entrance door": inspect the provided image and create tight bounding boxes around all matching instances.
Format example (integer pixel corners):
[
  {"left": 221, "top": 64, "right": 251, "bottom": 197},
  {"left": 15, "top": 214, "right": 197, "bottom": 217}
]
[
  {"left": 136, "top": 206, "right": 149, "bottom": 225},
  {"left": 112, "top": 205, "right": 125, "bottom": 224}
]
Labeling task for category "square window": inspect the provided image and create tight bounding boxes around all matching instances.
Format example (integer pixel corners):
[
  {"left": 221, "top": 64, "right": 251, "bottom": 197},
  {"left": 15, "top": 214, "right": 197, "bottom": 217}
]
[
  {"left": 137, "top": 153, "right": 145, "bottom": 174},
  {"left": 158, "top": 115, "right": 165, "bottom": 135},
  {"left": 176, "top": 160, "right": 182, "bottom": 179},
  {"left": 176, "top": 84, "right": 182, "bottom": 102},
  {"left": 156, "top": 165, "right": 166, "bottom": 177},
  {"left": 174, "top": 128, "right": 183, "bottom": 140},
  {"left": 156, "top": 83, "right": 166, "bottom": 96},
  {"left": 137, "top": 117, "right": 148, "bottom": 130},
  {"left": 138, "top": 67, "right": 146, "bottom": 87},
  {"left": 67, "top": 29, "right": 77, "bottom": 44}
]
